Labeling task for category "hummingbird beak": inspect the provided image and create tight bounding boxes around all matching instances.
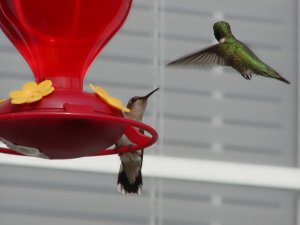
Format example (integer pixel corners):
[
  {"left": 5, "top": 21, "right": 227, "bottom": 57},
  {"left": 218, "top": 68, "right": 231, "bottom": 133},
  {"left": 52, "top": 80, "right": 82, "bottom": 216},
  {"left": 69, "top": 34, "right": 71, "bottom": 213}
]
[{"left": 140, "top": 88, "right": 159, "bottom": 100}]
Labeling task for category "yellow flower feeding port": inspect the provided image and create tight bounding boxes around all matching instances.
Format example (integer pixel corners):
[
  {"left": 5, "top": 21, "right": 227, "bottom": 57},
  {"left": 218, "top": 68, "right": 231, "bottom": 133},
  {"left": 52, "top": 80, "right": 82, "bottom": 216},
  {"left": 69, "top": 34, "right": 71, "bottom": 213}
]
[
  {"left": 89, "top": 84, "right": 130, "bottom": 113},
  {"left": 9, "top": 80, "right": 54, "bottom": 104}
]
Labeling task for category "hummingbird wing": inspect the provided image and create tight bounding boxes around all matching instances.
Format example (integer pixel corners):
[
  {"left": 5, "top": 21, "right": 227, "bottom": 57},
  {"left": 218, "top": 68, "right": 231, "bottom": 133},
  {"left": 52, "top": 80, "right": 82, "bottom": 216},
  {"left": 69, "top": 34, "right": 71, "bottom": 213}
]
[{"left": 167, "top": 44, "right": 229, "bottom": 67}]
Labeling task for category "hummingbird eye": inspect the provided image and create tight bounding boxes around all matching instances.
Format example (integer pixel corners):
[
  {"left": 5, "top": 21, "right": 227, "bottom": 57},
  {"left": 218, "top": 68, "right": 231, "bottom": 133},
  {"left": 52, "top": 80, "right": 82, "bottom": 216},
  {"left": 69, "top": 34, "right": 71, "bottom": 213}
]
[
  {"left": 128, "top": 97, "right": 137, "bottom": 107},
  {"left": 127, "top": 96, "right": 142, "bottom": 108}
]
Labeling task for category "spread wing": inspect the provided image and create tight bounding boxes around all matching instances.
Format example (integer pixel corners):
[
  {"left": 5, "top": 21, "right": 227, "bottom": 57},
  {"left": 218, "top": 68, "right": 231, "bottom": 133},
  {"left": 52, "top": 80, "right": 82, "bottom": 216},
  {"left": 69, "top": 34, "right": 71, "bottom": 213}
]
[{"left": 167, "top": 44, "right": 229, "bottom": 67}]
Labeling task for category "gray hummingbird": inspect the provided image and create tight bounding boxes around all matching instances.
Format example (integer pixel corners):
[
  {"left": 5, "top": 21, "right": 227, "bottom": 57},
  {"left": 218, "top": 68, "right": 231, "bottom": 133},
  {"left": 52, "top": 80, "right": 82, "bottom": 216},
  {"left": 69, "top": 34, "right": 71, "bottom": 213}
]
[
  {"left": 167, "top": 21, "right": 290, "bottom": 84},
  {"left": 116, "top": 88, "right": 159, "bottom": 195}
]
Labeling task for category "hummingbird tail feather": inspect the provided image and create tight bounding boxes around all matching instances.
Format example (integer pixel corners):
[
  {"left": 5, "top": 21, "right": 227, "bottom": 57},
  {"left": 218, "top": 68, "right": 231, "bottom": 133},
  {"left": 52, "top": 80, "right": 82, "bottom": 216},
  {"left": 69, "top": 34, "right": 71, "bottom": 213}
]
[
  {"left": 276, "top": 75, "right": 290, "bottom": 84},
  {"left": 257, "top": 66, "right": 290, "bottom": 84},
  {"left": 117, "top": 165, "right": 143, "bottom": 195}
]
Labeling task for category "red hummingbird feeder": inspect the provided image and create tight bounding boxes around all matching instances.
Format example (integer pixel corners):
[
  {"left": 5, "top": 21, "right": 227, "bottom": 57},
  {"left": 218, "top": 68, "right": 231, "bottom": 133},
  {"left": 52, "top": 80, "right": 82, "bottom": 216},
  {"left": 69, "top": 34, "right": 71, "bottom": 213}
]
[{"left": 0, "top": 0, "right": 158, "bottom": 159}]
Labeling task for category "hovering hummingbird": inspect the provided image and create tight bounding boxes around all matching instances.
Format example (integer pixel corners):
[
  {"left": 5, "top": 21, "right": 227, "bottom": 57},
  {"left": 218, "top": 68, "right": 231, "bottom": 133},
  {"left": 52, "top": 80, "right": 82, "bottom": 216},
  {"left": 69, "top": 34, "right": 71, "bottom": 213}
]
[
  {"left": 116, "top": 88, "right": 159, "bottom": 195},
  {"left": 167, "top": 21, "right": 290, "bottom": 84}
]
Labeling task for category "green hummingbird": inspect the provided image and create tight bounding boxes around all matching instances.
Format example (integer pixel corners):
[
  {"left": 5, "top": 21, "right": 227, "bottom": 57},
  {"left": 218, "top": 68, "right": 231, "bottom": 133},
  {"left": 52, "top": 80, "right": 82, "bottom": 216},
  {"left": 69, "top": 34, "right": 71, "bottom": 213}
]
[{"left": 167, "top": 21, "right": 290, "bottom": 84}]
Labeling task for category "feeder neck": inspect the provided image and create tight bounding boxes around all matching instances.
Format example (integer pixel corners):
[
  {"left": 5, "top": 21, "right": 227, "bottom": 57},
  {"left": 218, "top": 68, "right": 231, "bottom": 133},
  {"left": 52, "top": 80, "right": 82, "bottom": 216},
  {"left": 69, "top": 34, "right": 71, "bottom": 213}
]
[{"left": 40, "top": 77, "right": 83, "bottom": 90}]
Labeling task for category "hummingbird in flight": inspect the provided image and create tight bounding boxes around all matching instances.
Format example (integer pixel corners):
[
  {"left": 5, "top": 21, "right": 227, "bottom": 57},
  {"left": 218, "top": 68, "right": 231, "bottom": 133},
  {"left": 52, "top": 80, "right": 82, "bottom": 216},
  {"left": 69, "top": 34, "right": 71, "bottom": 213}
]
[
  {"left": 116, "top": 88, "right": 159, "bottom": 195},
  {"left": 167, "top": 21, "right": 290, "bottom": 84}
]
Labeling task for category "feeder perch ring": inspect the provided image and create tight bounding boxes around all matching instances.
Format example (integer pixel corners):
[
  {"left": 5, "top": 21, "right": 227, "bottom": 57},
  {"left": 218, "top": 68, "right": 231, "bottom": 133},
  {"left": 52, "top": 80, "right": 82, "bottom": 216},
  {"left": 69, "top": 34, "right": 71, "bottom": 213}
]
[{"left": 0, "top": 111, "right": 158, "bottom": 159}]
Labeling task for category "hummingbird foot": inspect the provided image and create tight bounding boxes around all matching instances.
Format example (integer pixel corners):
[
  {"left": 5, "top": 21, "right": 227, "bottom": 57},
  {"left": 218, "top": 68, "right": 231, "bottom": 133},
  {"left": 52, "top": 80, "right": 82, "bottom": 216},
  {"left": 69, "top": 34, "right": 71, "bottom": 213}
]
[{"left": 242, "top": 70, "right": 252, "bottom": 80}]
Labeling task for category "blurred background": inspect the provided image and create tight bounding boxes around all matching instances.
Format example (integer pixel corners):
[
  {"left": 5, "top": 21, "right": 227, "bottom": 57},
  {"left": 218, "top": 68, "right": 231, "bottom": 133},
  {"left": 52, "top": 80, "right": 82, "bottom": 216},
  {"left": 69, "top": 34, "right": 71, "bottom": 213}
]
[{"left": 0, "top": 0, "right": 298, "bottom": 224}]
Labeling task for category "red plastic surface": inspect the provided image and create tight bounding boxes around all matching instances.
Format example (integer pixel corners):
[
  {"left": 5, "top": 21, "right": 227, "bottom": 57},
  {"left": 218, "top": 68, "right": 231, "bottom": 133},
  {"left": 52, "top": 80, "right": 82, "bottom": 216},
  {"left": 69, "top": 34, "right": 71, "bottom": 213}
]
[
  {"left": 0, "top": 0, "right": 159, "bottom": 159},
  {"left": 0, "top": 0, "right": 132, "bottom": 89},
  {"left": 0, "top": 111, "right": 158, "bottom": 159}
]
